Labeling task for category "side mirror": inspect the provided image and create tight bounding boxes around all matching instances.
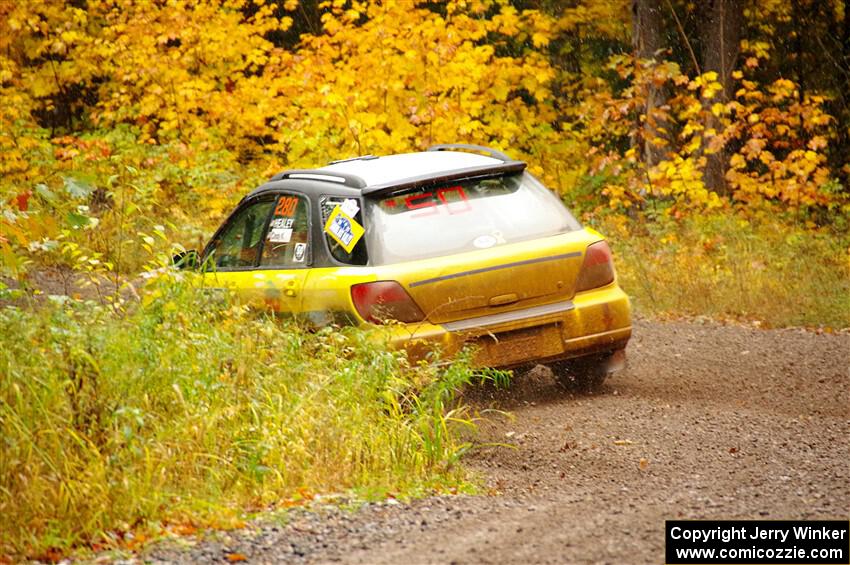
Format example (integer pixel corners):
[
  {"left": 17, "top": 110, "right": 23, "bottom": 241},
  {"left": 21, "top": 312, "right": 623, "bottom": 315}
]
[{"left": 172, "top": 249, "right": 200, "bottom": 270}]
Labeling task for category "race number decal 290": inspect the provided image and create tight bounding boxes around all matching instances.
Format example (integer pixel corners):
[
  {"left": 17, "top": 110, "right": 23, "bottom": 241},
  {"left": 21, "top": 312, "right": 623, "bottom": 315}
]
[{"left": 404, "top": 186, "right": 473, "bottom": 218}]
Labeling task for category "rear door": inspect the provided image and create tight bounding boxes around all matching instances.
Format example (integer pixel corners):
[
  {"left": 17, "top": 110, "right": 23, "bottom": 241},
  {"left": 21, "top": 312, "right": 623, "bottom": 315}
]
[{"left": 203, "top": 193, "right": 312, "bottom": 314}]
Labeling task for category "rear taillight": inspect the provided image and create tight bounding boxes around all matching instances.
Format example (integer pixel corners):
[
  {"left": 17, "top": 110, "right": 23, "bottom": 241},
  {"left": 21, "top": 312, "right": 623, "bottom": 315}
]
[
  {"left": 351, "top": 281, "right": 425, "bottom": 324},
  {"left": 574, "top": 241, "right": 615, "bottom": 292}
]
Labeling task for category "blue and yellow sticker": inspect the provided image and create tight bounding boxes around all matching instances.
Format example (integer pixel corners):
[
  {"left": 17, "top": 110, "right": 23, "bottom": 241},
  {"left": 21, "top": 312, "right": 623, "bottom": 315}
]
[{"left": 324, "top": 206, "right": 365, "bottom": 253}]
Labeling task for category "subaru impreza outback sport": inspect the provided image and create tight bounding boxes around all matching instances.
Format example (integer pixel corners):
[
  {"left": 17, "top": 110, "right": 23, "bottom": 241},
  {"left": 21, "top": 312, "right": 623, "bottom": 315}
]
[{"left": 193, "top": 144, "right": 631, "bottom": 389}]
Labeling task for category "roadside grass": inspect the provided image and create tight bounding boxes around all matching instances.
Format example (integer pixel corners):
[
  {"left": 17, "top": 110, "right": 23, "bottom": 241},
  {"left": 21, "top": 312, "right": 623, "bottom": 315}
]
[
  {"left": 598, "top": 213, "right": 850, "bottom": 329},
  {"left": 0, "top": 274, "right": 480, "bottom": 560},
  {"left": 4, "top": 206, "right": 847, "bottom": 560}
]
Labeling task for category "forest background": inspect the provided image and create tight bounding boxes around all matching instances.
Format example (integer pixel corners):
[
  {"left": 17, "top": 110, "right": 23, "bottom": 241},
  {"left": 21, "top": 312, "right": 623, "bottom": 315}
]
[
  {"left": 1, "top": 0, "right": 849, "bottom": 560},
  {"left": 2, "top": 0, "right": 849, "bottom": 325}
]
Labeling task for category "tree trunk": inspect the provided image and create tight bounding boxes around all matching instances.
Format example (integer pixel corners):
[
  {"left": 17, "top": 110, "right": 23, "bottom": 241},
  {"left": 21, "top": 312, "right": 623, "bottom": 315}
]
[
  {"left": 632, "top": 0, "right": 669, "bottom": 168},
  {"left": 699, "top": 0, "right": 743, "bottom": 195},
  {"left": 844, "top": 0, "right": 850, "bottom": 67}
]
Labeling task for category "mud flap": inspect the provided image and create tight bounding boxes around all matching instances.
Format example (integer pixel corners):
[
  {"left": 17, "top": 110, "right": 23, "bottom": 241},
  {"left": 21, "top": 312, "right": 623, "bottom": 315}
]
[{"left": 605, "top": 349, "right": 627, "bottom": 373}]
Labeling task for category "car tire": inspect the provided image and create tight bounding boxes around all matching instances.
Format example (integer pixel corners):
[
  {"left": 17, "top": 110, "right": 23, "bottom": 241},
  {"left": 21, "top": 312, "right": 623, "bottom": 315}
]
[{"left": 549, "top": 350, "right": 624, "bottom": 392}]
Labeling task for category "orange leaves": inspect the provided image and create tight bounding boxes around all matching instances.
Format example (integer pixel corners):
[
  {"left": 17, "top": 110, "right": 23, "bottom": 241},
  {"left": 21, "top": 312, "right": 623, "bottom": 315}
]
[
  {"left": 592, "top": 47, "right": 844, "bottom": 216},
  {"left": 13, "top": 191, "right": 31, "bottom": 212},
  {"left": 1, "top": 0, "right": 844, "bottom": 234},
  {"left": 722, "top": 72, "right": 837, "bottom": 209}
]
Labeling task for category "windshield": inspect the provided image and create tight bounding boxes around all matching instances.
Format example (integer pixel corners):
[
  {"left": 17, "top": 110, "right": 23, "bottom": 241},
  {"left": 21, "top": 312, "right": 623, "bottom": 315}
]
[{"left": 365, "top": 172, "right": 581, "bottom": 265}]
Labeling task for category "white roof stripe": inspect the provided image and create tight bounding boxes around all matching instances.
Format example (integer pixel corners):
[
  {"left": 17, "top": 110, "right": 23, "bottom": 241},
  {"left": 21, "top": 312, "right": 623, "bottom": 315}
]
[{"left": 319, "top": 151, "right": 501, "bottom": 187}]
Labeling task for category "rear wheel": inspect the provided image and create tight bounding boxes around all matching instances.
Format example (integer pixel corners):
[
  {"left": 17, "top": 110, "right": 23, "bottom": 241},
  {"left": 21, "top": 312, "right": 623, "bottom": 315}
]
[{"left": 549, "top": 350, "right": 624, "bottom": 392}]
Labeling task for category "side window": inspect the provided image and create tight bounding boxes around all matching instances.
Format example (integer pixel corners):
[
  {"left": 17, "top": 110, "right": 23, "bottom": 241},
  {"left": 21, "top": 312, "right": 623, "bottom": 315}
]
[
  {"left": 206, "top": 199, "right": 274, "bottom": 269},
  {"left": 259, "top": 193, "right": 310, "bottom": 267},
  {"left": 320, "top": 196, "right": 368, "bottom": 265}
]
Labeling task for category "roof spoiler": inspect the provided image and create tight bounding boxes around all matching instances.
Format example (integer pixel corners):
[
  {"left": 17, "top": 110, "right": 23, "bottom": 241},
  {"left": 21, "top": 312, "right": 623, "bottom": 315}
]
[
  {"left": 361, "top": 161, "right": 527, "bottom": 197},
  {"left": 427, "top": 143, "right": 513, "bottom": 162}
]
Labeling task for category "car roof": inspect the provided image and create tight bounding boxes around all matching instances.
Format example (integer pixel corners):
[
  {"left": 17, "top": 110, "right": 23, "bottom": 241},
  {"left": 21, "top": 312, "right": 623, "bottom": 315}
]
[{"left": 242, "top": 145, "right": 527, "bottom": 202}]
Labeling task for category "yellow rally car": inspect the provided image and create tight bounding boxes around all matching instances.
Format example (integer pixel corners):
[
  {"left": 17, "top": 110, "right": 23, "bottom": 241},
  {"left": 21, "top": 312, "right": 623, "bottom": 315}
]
[{"left": 197, "top": 144, "right": 631, "bottom": 389}]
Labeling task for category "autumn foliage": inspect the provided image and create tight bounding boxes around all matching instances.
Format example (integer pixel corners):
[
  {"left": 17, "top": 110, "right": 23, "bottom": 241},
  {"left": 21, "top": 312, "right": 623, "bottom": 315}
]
[{"left": 2, "top": 0, "right": 849, "bottom": 280}]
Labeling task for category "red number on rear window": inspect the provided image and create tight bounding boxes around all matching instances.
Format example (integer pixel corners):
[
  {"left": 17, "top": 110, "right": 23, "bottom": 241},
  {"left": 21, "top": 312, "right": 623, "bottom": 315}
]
[
  {"left": 405, "top": 192, "right": 439, "bottom": 218},
  {"left": 402, "top": 186, "right": 471, "bottom": 218},
  {"left": 436, "top": 186, "right": 472, "bottom": 215}
]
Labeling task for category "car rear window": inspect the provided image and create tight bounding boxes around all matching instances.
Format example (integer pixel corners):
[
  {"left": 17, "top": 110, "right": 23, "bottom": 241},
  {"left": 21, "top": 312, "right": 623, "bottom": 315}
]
[{"left": 364, "top": 172, "right": 581, "bottom": 264}]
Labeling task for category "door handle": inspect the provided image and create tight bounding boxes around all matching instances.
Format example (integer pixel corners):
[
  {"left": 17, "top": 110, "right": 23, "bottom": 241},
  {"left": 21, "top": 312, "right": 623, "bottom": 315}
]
[{"left": 284, "top": 279, "right": 297, "bottom": 297}]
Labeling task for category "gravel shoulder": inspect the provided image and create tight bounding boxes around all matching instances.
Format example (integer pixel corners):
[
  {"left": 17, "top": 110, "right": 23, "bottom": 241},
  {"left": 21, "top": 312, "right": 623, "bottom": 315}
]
[{"left": 142, "top": 318, "right": 850, "bottom": 565}]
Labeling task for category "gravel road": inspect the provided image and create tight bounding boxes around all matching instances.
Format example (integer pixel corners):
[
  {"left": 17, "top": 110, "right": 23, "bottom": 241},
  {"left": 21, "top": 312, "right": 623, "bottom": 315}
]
[{"left": 144, "top": 318, "right": 849, "bottom": 565}]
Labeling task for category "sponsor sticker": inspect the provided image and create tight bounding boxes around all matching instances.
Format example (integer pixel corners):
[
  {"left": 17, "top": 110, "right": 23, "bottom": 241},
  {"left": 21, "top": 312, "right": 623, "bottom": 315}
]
[
  {"left": 341, "top": 198, "right": 360, "bottom": 218},
  {"left": 473, "top": 234, "right": 497, "bottom": 249},
  {"left": 267, "top": 227, "right": 292, "bottom": 243},
  {"left": 293, "top": 242, "right": 307, "bottom": 263},
  {"left": 269, "top": 217, "right": 294, "bottom": 229},
  {"left": 323, "top": 206, "right": 364, "bottom": 253}
]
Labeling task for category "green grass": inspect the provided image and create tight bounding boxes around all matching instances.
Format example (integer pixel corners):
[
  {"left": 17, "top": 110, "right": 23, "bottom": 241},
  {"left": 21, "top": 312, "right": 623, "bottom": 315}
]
[
  {"left": 4, "top": 210, "right": 847, "bottom": 560},
  {"left": 0, "top": 274, "right": 480, "bottom": 559},
  {"left": 600, "top": 213, "right": 850, "bottom": 329}
]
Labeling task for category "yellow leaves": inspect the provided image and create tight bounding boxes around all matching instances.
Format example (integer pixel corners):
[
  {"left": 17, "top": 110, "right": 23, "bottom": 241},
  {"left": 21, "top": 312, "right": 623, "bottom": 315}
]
[
  {"left": 524, "top": 9, "right": 553, "bottom": 47},
  {"left": 758, "top": 150, "right": 775, "bottom": 165},
  {"left": 768, "top": 78, "right": 796, "bottom": 101},
  {"left": 688, "top": 71, "right": 719, "bottom": 95},
  {"left": 531, "top": 31, "right": 550, "bottom": 48},
  {"left": 491, "top": 6, "right": 520, "bottom": 36},
  {"left": 602, "top": 183, "right": 638, "bottom": 210},
  {"left": 350, "top": 112, "right": 378, "bottom": 129},
  {"left": 682, "top": 136, "right": 701, "bottom": 155},
  {"left": 344, "top": 8, "right": 362, "bottom": 22},
  {"left": 803, "top": 150, "right": 819, "bottom": 163},
  {"left": 700, "top": 81, "right": 723, "bottom": 100},
  {"left": 228, "top": 0, "right": 561, "bottom": 165},
  {"left": 808, "top": 112, "right": 831, "bottom": 126},
  {"left": 0, "top": 0, "right": 841, "bottom": 231},
  {"left": 740, "top": 39, "right": 771, "bottom": 60},
  {"left": 680, "top": 100, "right": 703, "bottom": 120},
  {"left": 729, "top": 154, "right": 746, "bottom": 169},
  {"left": 650, "top": 156, "right": 717, "bottom": 208}
]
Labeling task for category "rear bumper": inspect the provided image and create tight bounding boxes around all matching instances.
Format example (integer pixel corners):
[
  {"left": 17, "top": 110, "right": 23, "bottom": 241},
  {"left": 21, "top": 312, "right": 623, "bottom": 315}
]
[{"left": 387, "top": 284, "right": 632, "bottom": 368}]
